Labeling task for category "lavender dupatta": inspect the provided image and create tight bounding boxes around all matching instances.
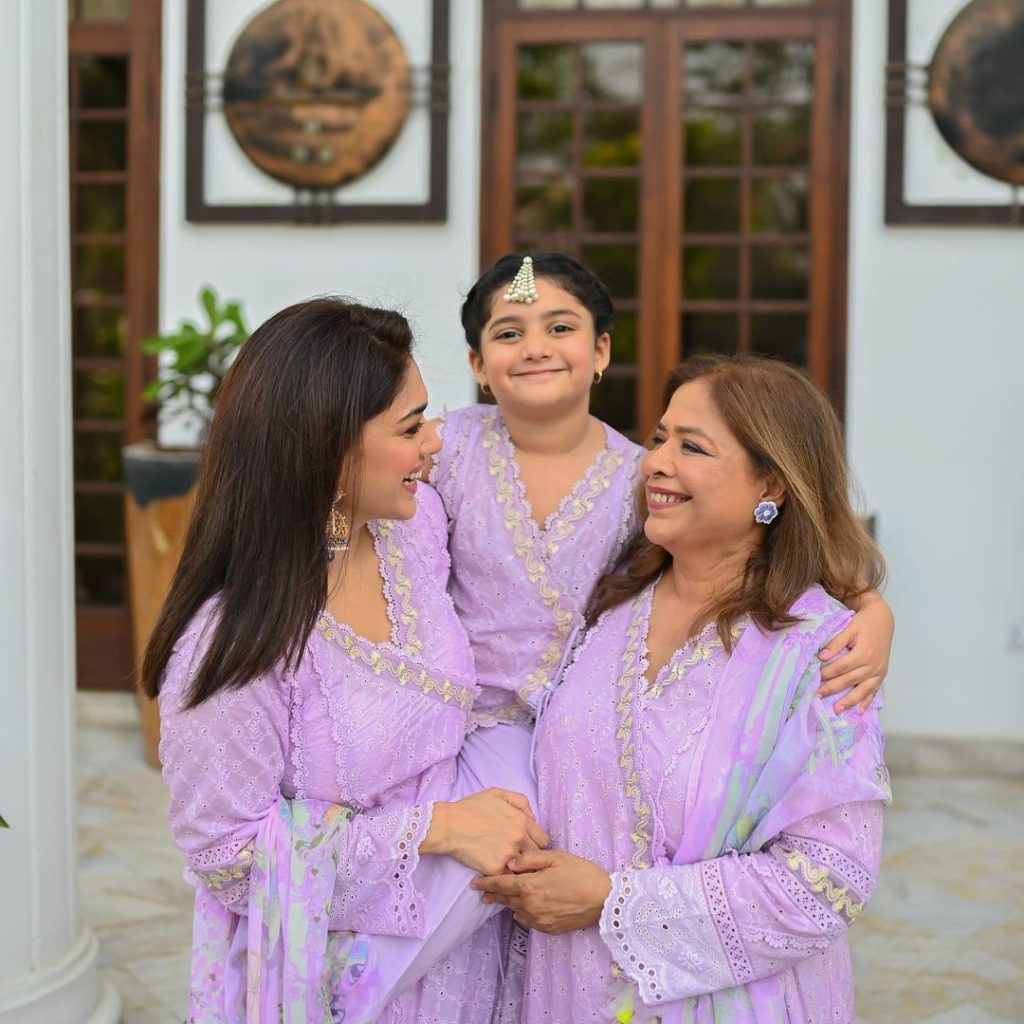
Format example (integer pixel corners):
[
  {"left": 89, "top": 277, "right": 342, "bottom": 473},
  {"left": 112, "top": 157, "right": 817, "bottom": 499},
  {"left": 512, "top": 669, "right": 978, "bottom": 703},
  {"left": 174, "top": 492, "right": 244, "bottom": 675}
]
[
  {"left": 651, "top": 587, "right": 891, "bottom": 1024},
  {"left": 187, "top": 798, "right": 380, "bottom": 1023}
]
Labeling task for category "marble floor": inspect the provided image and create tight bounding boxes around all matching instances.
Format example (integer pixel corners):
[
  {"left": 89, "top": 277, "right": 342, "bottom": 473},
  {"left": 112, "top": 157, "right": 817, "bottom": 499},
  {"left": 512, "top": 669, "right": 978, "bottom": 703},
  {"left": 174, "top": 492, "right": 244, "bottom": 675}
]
[{"left": 77, "top": 693, "right": 1024, "bottom": 1024}]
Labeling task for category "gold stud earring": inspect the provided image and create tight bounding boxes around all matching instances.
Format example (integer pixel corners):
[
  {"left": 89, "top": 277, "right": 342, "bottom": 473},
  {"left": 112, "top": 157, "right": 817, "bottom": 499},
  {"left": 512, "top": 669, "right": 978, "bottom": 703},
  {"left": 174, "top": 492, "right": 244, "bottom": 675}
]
[
  {"left": 593, "top": 370, "right": 603, "bottom": 385},
  {"left": 326, "top": 491, "right": 350, "bottom": 560},
  {"left": 480, "top": 382, "right": 492, "bottom": 396}
]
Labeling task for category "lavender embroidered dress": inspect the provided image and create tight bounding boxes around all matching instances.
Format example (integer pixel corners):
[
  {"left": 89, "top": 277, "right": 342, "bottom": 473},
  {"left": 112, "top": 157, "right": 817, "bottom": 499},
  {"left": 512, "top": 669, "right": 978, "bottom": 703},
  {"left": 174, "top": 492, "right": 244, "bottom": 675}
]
[
  {"left": 159, "top": 487, "right": 506, "bottom": 1023},
  {"left": 526, "top": 584, "right": 891, "bottom": 1024},
  {"left": 430, "top": 404, "right": 643, "bottom": 728}
]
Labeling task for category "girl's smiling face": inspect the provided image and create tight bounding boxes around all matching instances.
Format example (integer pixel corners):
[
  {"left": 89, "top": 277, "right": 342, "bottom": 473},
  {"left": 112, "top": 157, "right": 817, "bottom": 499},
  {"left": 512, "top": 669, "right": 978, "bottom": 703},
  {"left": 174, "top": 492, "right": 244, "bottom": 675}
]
[{"left": 468, "top": 278, "right": 610, "bottom": 417}]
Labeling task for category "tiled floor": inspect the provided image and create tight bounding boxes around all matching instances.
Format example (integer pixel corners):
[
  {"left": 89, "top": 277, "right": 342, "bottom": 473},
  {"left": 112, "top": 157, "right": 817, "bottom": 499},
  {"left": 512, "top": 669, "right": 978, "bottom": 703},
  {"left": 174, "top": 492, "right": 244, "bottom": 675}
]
[{"left": 77, "top": 693, "right": 1024, "bottom": 1023}]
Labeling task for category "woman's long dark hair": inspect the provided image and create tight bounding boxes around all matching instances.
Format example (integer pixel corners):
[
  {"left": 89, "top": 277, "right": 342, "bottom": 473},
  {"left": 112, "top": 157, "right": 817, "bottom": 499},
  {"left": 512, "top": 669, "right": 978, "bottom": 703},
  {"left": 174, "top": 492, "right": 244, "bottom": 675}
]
[{"left": 141, "top": 297, "right": 414, "bottom": 708}]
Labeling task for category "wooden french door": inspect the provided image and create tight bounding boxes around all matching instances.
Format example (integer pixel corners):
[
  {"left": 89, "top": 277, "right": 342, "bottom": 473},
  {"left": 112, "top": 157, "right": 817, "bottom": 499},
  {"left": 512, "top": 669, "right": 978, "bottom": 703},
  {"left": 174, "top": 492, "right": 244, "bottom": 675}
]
[
  {"left": 482, "top": 0, "right": 851, "bottom": 438},
  {"left": 69, "top": 0, "right": 161, "bottom": 688}
]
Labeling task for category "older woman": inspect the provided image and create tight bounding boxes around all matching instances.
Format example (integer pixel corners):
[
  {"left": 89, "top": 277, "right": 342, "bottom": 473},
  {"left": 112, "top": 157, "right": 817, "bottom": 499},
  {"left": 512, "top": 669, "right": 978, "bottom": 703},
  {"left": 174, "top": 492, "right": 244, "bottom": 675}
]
[{"left": 476, "top": 354, "right": 891, "bottom": 1024}]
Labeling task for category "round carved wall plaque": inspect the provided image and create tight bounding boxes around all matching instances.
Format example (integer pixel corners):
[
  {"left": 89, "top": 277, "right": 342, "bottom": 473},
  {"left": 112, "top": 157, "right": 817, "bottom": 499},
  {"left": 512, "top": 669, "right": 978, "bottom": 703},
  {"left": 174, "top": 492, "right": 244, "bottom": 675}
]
[
  {"left": 222, "top": 0, "right": 411, "bottom": 189},
  {"left": 928, "top": 0, "right": 1024, "bottom": 186}
]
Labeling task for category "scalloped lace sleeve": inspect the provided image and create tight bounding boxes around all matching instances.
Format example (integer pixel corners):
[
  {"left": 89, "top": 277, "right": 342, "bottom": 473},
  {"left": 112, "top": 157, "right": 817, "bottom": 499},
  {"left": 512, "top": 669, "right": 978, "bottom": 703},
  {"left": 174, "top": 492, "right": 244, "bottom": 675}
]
[{"left": 599, "top": 801, "right": 883, "bottom": 1007}]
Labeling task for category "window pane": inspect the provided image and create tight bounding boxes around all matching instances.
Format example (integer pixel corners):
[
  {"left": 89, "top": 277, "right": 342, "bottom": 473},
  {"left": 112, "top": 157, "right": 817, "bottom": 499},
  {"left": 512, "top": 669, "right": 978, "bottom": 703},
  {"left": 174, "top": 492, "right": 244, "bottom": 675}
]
[
  {"left": 73, "top": 367, "right": 125, "bottom": 420},
  {"left": 753, "top": 108, "right": 810, "bottom": 166},
  {"left": 583, "top": 178, "right": 639, "bottom": 232},
  {"left": 751, "top": 40, "right": 815, "bottom": 102},
  {"left": 75, "top": 556, "right": 124, "bottom": 606},
  {"left": 73, "top": 306, "right": 126, "bottom": 358},
  {"left": 76, "top": 185, "right": 126, "bottom": 233},
  {"left": 582, "top": 244, "right": 637, "bottom": 298},
  {"left": 752, "top": 175, "right": 808, "bottom": 232},
  {"left": 75, "top": 245, "right": 126, "bottom": 294},
  {"left": 685, "top": 111, "right": 741, "bottom": 166},
  {"left": 77, "top": 120, "right": 127, "bottom": 171},
  {"left": 582, "top": 44, "right": 643, "bottom": 103},
  {"left": 518, "top": 112, "right": 573, "bottom": 172},
  {"left": 77, "top": 56, "right": 128, "bottom": 107},
  {"left": 684, "top": 179, "right": 740, "bottom": 233},
  {"left": 516, "top": 179, "right": 574, "bottom": 232},
  {"left": 584, "top": 110, "right": 641, "bottom": 167},
  {"left": 519, "top": 0, "right": 576, "bottom": 8},
  {"left": 518, "top": 45, "right": 575, "bottom": 102},
  {"left": 684, "top": 42, "right": 745, "bottom": 103},
  {"left": 682, "top": 313, "right": 738, "bottom": 356},
  {"left": 683, "top": 246, "right": 739, "bottom": 299},
  {"left": 75, "top": 493, "right": 124, "bottom": 544},
  {"left": 751, "top": 245, "right": 808, "bottom": 300},
  {"left": 590, "top": 373, "right": 636, "bottom": 436},
  {"left": 612, "top": 311, "right": 638, "bottom": 364},
  {"left": 74, "top": 432, "right": 123, "bottom": 481},
  {"left": 751, "top": 313, "right": 807, "bottom": 364}
]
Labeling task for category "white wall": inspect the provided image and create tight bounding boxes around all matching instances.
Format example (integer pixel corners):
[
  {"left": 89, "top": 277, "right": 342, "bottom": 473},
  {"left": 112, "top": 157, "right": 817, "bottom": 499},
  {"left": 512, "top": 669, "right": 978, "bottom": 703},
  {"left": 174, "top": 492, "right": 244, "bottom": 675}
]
[
  {"left": 158, "top": 0, "right": 481, "bottom": 439},
  {"left": 846, "top": 1, "right": 1024, "bottom": 741}
]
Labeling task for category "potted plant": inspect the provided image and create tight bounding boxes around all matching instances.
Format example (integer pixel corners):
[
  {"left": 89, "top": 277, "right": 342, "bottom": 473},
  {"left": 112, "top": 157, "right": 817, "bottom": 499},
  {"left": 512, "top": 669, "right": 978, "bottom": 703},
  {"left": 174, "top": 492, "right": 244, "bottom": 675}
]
[{"left": 124, "top": 286, "right": 249, "bottom": 766}]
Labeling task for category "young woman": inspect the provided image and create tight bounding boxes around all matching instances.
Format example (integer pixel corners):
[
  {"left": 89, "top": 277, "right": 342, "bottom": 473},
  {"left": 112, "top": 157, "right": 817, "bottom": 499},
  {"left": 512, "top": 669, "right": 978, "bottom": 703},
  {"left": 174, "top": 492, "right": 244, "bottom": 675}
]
[
  {"left": 476, "top": 355, "right": 891, "bottom": 1024},
  {"left": 144, "top": 298, "right": 544, "bottom": 1023}
]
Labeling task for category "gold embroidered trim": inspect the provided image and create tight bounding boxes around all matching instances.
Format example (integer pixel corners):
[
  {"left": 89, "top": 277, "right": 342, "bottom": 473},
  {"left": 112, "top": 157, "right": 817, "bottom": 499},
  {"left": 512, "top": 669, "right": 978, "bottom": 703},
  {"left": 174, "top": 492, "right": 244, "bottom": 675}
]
[
  {"left": 645, "top": 621, "right": 742, "bottom": 700},
  {"left": 318, "top": 618, "right": 474, "bottom": 711},
  {"left": 481, "top": 412, "right": 625, "bottom": 708},
  {"left": 374, "top": 519, "right": 422, "bottom": 655},
  {"left": 193, "top": 841, "right": 254, "bottom": 890},
  {"left": 782, "top": 847, "right": 865, "bottom": 922},
  {"left": 614, "top": 593, "right": 654, "bottom": 871}
]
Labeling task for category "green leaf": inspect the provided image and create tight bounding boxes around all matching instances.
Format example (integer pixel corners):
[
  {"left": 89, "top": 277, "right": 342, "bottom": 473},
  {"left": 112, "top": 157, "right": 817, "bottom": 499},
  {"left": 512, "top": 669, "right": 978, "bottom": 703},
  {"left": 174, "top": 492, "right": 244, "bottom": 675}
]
[
  {"left": 200, "top": 286, "right": 220, "bottom": 330},
  {"left": 0, "top": 813, "right": 9, "bottom": 829}
]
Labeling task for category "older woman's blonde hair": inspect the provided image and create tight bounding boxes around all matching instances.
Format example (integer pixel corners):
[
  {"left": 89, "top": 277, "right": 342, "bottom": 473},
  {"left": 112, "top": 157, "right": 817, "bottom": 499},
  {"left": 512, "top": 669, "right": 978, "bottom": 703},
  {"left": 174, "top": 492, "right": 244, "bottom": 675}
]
[{"left": 589, "top": 354, "right": 885, "bottom": 643}]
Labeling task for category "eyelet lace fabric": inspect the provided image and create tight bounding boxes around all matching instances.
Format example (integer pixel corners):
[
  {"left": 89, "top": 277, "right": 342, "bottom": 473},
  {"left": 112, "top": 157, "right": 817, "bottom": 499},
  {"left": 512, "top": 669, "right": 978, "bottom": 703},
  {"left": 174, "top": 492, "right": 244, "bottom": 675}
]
[
  {"left": 159, "top": 490, "right": 492, "bottom": 1012},
  {"left": 431, "top": 404, "right": 644, "bottom": 725},
  {"left": 525, "top": 586, "right": 887, "bottom": 1023}
]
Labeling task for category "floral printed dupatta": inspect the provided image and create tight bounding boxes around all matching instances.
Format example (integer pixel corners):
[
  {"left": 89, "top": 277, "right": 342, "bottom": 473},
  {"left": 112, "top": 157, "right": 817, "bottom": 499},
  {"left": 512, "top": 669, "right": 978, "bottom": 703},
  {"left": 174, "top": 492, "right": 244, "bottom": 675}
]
[
  {"left": 655, "top": 587, "right": 891, "bottom": 1024},
  {"left": 187, "top": 798, "right": 378, "bottom": 1023}
]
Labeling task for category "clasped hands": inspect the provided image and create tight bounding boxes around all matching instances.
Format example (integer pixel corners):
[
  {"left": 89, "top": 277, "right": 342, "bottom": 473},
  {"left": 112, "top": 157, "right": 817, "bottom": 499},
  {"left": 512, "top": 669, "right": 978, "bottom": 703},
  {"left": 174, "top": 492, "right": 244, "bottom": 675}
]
[
  {"left": 423, "top": 787, "right": 611, "bottom": 933},
  {"left": 472, "top": 849, "right": 612, "bottom": 935}
]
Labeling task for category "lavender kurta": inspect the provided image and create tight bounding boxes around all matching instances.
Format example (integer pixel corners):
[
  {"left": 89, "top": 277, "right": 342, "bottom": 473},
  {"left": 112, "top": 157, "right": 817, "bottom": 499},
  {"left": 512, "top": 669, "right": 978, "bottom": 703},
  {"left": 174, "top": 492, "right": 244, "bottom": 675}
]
[
  {"left": 430, "top": 404, "right": 644, "bottom": 726},
  {"left": 159, "top": 486, "right": 506, "bottom": 1023},
  {"left": 526, "top": 584, "right": 891, "bottom": 1024}
]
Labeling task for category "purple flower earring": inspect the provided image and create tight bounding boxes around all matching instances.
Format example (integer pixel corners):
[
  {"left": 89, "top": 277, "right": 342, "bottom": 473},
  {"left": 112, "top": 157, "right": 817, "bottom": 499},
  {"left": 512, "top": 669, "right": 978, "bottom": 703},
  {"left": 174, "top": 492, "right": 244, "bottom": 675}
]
[{"left": 754, "top": 500, "right": 779, "bottom": 525}]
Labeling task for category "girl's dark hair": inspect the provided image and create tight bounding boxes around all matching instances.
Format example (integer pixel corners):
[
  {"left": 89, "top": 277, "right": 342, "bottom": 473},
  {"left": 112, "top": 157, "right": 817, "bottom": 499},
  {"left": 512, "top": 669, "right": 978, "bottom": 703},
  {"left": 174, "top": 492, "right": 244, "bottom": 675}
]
[
  {"left": 588, "top": 354, "right": 885, "bottom": 643},
  {"left": 141, "top": 297, "right": 414, "bottom": 708},
  {"left": 460, "top": 251, "right": 614, "bottom": 351}
]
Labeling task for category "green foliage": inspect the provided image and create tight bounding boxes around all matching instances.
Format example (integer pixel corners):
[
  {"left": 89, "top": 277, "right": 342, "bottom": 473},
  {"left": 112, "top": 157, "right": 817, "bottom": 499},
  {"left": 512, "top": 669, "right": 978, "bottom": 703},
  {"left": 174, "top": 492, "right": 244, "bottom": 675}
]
[
  {"left": 0, "top": 813, "right": 9, "bottom": 829},
  {"left": 141, "top": 286, "right": 250, "bottom": 439}
]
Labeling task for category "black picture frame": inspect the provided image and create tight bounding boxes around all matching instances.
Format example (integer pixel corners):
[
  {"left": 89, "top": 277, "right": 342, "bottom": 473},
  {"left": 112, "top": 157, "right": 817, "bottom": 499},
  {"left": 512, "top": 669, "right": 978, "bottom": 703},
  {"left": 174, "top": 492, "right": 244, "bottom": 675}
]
[
  {"left": 885, "top": 0, "right": 1022, "bottom": 226},
  {"left": 184, "top": 0, "right": 450, "bottom": 225}
]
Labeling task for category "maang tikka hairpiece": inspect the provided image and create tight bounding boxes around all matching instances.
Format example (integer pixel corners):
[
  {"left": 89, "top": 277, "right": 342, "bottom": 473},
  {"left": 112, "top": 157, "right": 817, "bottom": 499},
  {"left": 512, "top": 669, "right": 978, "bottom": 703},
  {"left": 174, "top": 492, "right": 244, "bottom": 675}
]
[{"left": 503, "top": 256, "right": 538, "bottom": 304}]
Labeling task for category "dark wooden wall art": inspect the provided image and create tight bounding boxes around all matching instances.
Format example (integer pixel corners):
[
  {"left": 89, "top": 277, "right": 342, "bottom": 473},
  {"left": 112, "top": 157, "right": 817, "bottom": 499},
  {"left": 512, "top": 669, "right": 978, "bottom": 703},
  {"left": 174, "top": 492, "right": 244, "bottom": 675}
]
[
  {"left": 185, "top": 0, "right": 450, "bottom": 224},
  {"left": 886, "top": 0, "right": 1024, "bottom": 225}
]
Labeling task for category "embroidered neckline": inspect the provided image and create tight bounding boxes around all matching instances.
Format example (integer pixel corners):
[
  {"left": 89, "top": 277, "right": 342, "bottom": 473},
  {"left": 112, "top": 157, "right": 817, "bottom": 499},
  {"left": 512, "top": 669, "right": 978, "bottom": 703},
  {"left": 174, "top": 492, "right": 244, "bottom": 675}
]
[
  {"left": 316, "top": 617, "right": 474, "bottom": 712},
  {"left": 645, "top": 617, "right": 745, "bottom": 701},
  {"left": 494, "top": 411, "right": 623, "bottom": 547},
  {"left": 481, "top": 410, "right": 626, "bottom": 710},
  {"left": 613, "top": 592, "right": 655, "bottom": 871},
  {"left": 319, "top": 519, "right": 420, "bottom": 654}
]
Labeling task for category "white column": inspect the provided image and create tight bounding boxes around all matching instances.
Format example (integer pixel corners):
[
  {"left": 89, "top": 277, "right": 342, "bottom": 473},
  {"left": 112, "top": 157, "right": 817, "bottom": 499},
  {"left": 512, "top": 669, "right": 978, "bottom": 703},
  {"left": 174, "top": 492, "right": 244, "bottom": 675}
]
[{"left": 0, "top": 0, "right": 120, "bottom": 1021}]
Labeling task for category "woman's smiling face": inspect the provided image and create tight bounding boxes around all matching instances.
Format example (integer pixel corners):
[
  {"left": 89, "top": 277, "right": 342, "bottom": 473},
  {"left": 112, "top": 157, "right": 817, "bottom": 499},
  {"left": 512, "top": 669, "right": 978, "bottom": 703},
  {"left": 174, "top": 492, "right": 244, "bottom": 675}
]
[{"left": 642, "top": 379, "right": 781, "bottom": 560}]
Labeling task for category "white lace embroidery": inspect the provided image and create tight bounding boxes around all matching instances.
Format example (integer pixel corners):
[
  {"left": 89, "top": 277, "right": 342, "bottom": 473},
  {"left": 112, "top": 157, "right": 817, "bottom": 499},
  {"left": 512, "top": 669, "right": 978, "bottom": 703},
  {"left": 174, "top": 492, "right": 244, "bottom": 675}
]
[{"left": 600, "top": 867, "right": 732, "bottom": 1006}]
